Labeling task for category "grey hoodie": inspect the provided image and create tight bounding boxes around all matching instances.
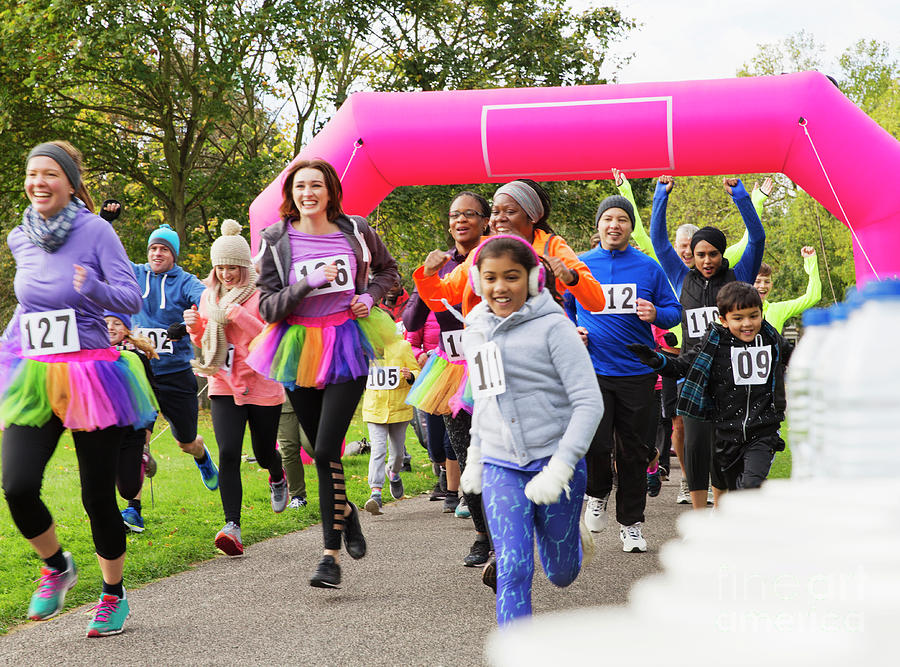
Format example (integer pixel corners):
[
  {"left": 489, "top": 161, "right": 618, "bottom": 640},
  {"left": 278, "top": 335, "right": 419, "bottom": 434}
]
[{"left": 463, "top": 289, "right": 604, "bottom": 469}]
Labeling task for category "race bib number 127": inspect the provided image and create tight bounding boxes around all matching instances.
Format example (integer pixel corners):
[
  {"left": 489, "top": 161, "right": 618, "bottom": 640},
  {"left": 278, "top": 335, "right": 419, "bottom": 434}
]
[{"left": 21, "top": 308, "right": 80, "bottom": 354}]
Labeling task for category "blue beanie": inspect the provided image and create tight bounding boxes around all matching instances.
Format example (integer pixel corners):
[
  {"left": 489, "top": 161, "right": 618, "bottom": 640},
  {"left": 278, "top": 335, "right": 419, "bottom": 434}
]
[
  {"left": 103, "top": 310, "right": 133, "bottom": 331},
  {"left": 148, "top": 223, "right": 180, "bottom": 257}
]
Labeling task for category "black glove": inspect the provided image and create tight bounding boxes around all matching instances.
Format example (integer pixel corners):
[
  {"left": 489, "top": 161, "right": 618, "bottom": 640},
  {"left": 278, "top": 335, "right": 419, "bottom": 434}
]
[
  {"left": 663, "top": 332, "right": 678, "bottom": 347},
  {"left": 626, "top": 343, "right": 663, "bottom": 369},
  {"left": 99, "top": 199, "right": 122, "bottom": 223},
  {"left": 166, "top": 322, "right": 187, "bottom": 342}
]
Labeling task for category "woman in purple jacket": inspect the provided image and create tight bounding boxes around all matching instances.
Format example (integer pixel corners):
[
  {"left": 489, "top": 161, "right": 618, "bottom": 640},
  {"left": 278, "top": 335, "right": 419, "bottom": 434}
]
[{"left": 0, "top": 141, "right": 156, "bottom": 637}]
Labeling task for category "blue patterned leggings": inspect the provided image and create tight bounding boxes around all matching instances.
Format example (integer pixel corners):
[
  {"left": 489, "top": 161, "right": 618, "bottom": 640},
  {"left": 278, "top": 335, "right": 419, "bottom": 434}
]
[{"left": 482, "top": 459, "right": 587, "bottom": 625}]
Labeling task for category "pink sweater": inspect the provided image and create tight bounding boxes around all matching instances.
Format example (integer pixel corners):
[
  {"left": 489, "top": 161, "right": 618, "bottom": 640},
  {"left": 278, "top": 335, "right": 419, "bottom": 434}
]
[
  {"left": 404, "top": 311, "right": 440, "bottom": 359},
  {"left": 188, "top": 290, "right": 285, "bottom": 406}
]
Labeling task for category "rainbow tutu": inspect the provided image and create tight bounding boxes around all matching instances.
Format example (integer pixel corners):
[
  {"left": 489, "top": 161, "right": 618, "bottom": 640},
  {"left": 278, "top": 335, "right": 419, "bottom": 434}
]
[
  {"left": 0, "top": 346, "right": 159, "bottom": 432},
  {"left": 406, "top": 348, "right": 472, "bottom": 416},
  {"left": 247, "top": 307, "right": 400, "bottom": 390}
]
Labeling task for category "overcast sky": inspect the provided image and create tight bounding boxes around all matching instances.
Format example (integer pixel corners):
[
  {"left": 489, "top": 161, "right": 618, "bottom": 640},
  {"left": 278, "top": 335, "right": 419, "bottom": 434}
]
[{"left": 571, "top": 0, "right": 899, "bottom": 83}]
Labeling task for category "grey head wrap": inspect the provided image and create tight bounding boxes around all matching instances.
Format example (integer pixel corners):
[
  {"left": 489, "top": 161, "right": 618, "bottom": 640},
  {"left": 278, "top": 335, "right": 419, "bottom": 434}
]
[{"left": 493, "top": 181, "right": 544, "bottom": 223}]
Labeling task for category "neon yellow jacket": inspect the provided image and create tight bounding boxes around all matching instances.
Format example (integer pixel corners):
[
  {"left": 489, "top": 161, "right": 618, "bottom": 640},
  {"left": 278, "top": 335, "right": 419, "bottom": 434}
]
[
  {"left": 362, "top": 340, "right": 420, "bottom": 424},
  {"left": 762, "top": 253, "right": 822, "bottom": 333}
]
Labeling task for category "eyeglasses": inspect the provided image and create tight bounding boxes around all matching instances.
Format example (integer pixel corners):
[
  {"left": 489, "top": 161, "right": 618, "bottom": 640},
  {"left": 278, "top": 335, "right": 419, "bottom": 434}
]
[{"left": 449, "top": 210, "right": 484, "bottom": 221}]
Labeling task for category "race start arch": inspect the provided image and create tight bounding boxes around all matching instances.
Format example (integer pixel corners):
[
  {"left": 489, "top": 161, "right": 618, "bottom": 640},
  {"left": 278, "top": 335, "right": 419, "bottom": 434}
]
[{"left": 250, "top": 71, "right": 900, "bottom": 284}]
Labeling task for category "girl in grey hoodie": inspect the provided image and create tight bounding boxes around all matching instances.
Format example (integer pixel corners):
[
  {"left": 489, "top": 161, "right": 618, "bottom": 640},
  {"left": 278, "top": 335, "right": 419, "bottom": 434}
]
[{"left": 459, "top": 236, "right": 604, "bottom": 625}]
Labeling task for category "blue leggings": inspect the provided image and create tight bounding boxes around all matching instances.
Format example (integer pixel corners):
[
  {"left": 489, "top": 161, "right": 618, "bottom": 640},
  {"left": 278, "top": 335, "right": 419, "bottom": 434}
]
[{"left": 482, "top": 459, "right": 587, "bottom": 625}]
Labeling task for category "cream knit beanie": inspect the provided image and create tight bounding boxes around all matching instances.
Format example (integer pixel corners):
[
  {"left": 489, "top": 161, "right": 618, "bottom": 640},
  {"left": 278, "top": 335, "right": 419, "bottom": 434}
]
[{"left": 210, "top": 219, "right": 251, "bottom": 267}]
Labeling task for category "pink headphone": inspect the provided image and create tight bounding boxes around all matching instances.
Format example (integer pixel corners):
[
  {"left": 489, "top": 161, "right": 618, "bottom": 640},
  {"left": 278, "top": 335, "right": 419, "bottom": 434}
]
[{"left": 468, "top": 234, "right": 546, "bottom": 298}]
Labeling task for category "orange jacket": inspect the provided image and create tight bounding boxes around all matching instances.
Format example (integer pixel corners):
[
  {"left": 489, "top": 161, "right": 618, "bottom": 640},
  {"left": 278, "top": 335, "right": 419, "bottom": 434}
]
[{"left": 412, "top": 230, "right": 606, "bottom": 316}]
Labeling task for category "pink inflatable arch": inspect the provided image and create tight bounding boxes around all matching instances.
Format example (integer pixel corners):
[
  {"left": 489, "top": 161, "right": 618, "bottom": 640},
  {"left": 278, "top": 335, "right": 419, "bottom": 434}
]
[{"left": 250, "top": 71, "right": 900, "bottom": 284}]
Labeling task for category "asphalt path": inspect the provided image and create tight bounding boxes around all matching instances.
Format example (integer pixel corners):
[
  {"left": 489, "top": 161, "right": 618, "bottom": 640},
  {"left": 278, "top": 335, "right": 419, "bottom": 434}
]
[{"left": 0, "top": 469, "right": 690, "bottom": 666}]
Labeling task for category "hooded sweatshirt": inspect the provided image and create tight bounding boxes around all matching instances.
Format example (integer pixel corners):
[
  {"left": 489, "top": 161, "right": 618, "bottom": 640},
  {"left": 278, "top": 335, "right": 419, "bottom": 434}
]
[
  {"left": 7, "top": 206, "right": 141, "bottom": 351},
  {"left": 131, "top": 262, "right": 206, "bottom": 376},
  {"left": 463, "top": 289, "right": 603, "bottom": 470}
]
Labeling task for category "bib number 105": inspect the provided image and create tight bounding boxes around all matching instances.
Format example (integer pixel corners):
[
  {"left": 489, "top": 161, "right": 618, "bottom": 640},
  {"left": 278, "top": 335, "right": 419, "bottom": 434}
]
[
  {"left": 470, "top": 341, "right": 506, "bottom": 399},
  {"left": 20, "top": 309, "right": 80, "bottom": 354}
]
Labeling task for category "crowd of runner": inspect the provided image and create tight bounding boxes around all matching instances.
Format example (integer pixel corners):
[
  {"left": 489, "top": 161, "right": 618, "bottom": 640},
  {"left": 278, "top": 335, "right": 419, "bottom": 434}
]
[{"left": 1, "top": 142, "right": 822, "bottom": 634}]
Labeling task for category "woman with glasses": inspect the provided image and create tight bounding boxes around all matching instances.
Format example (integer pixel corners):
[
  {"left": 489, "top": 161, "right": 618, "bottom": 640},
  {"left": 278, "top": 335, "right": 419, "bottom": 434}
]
[{"left": 403, "top": 191, "right": 493, "bottom": 566}]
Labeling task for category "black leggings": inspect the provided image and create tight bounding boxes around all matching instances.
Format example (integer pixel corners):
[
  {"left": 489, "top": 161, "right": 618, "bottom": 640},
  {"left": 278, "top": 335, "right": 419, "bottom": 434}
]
[
  {"left": 287, "top": 378, "right": 367, "bottom": 551},
  {"left": 2, "top": 417, "right": 126, "bottom": 560},
  {"left": 117, "top": 428, "right": 146, "bottom": 501},
  {"left": 682, "top": 416, "right": 727, "bottom": 491},
  {"left": 210, "top": 396, "right": 283, "bottom": 525},
  {"left": 443, "top": 411, "right": 489, "bottom": 538}
]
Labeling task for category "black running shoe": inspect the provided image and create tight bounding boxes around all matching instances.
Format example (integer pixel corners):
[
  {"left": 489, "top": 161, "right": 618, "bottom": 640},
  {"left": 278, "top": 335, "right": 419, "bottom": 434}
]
[
  {"left": 429, "top": 483, "right": 447, "bottom": 501},
  {"left": 482, "top": 554, "right": 497, "bottom": 593},
  {"left": 463, "top": 539, "right": 491, "bottom": 567},
  {"left": 342, "top": 502, "right": 367, "bottom": 560},
  {"left": 309, "top": 555, "right": 341, "bottom": 588}
]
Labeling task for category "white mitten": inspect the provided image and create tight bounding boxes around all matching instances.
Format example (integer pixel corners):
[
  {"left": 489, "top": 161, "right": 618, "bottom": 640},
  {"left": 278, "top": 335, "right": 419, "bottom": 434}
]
[
  {"left": 459, "top": 445, "right": 483, "bottom": 495},
  {"left": 524, "top": 456, "right": 574, "bottom": 505}
]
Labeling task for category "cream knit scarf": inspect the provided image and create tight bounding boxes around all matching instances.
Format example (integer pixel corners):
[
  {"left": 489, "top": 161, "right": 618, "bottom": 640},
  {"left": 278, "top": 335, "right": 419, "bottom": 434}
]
[{"left": 191, "top": 268, "right": 258, "bottom": 376}]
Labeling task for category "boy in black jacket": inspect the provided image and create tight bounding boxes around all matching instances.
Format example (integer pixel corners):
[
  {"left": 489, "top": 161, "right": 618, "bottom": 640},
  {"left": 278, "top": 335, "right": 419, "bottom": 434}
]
[{"left": 628, "top": 282, "right": 792, "bottom": 492}]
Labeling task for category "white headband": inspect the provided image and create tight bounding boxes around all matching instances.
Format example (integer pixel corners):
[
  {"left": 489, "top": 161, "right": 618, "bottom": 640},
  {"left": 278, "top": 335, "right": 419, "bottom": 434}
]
[{"left": 493, "top": 181, "right": 544, "bottom": 223}]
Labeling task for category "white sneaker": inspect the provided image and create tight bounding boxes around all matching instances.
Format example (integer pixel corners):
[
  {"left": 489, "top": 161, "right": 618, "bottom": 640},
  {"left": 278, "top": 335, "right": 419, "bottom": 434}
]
[
  {"left": 707, "top": 485, "right": 714, "bottom": 506},
  {"left": 579, "top": 518, "right": 596, "bottom": 567},
  {"left": 619, "top": 522, "right": 647, "bottom": 553},
  {"left": 676, "top": 479, "right": 691, "bottom": 505},
  {"left": 583, "top": 494, "right": 609, "bottom": 533}
]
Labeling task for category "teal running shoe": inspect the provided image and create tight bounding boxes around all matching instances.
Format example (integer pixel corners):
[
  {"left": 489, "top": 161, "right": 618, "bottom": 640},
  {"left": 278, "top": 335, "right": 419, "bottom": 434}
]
[
  {"left": 27, "top": 552, "right": 78, "bottom": 620},
  {"left": 121, "top": 507, "right": 145, "bottom": 532},
  {"left": 86, "top": 590, "right": 130, "bottom": 637},
  {"left": 195, "top": 444, "right": 219, "bottom": 491}
]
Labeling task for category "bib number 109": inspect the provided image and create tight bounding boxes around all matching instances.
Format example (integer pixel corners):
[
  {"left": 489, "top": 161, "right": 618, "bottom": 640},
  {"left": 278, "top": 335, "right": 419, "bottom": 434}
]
[
  {"left": 20, "top": 308, "right": 80, "bottom": 354},
  {"left": 731, "top": 345, "right": 772, "bottom": 385},
  {"left": 470, "top": 342, "right": 506, "bottom": 398}
]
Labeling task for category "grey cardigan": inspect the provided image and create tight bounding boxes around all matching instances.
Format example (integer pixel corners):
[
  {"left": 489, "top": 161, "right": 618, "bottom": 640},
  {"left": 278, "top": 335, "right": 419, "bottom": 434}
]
[{"left": 463, "top": 290, "right": 604, "bottom": 469}]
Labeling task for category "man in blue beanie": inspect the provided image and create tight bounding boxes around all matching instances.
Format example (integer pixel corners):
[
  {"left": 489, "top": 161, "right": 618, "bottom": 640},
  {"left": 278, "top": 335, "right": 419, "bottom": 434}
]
[
  {"left": 574, "top": 195, "right": 682, "bottom": 553},
  {"left": 125, "top": 223, "right": 218, "bottom": 530}
]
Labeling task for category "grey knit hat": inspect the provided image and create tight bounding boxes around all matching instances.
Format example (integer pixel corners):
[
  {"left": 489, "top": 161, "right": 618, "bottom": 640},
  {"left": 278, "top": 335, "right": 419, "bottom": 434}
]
[
  {"left": 595, "top": 195, "right": 635, "bottom": 228},
  {"left": 210, "top": 219, "right": 251, "bottom": 267}
]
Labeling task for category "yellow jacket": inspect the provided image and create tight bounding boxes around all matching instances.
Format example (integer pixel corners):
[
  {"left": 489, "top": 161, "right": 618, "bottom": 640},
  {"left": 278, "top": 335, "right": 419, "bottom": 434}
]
[{"left": 362, "top": 340, "right": 419, "bottom": 423}]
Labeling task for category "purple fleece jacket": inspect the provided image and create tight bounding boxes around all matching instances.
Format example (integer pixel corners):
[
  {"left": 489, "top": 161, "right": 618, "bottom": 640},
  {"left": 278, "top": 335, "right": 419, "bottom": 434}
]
[{"left": 7, "top": 205, "right": 141, "bottom": 350}]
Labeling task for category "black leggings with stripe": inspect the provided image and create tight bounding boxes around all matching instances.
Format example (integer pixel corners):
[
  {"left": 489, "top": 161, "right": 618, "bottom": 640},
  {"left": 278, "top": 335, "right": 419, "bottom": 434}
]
[{"left": 287, "top": 378, "right": 367, "bottom": 550}]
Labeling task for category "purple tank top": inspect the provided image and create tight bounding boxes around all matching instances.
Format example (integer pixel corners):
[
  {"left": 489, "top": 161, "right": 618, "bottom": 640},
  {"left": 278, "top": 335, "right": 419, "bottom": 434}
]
[{"left": 287, "top": 227, "right": 357, "bottom": 318}]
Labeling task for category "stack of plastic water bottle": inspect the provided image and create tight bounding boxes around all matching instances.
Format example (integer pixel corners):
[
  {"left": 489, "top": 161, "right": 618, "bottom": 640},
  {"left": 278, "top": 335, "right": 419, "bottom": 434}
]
[{"left": 487, "top": 279, "right": 900, "bottom": 667}]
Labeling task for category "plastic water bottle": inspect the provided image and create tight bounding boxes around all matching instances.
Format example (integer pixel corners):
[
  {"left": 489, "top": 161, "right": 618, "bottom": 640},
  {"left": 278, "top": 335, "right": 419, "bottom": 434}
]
[
  {"left": 808, "top": 303, "right": 850, "bottom": 477},
  {"left": 787, "top": 308, "right": 830, "bottom": 479},
  {"left": 825, "top": 279, "right": 900, "bottom": 477}
]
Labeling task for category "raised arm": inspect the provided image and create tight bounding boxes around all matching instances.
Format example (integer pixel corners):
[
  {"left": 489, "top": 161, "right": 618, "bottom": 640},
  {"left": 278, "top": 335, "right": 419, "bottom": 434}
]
[
  {"left": 412, "top": 252, "right": 472, "bottom": 313},
  {"left": 649, "top": 176, "right": 689, "bottom": 289},
  {"left": 766, "top": 247, "right": 823, "bottom": 332},
  {"left": 724, "top": 177, "right": 771, "bottom": 265},
  {"left": 614, "top": 168, "right": 656, "bottom": 262},
  {"left": 725, "top": 178, "right": 765, "bottom": 283}
]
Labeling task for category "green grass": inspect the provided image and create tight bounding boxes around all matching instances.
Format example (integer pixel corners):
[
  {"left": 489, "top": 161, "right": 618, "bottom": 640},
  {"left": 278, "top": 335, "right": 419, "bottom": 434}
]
[
  {"left": 0, "top": 408, "right": 435, "bottom": 635},
  {"left": 769, "top": 445, "right": 792, "bottom": 480}
]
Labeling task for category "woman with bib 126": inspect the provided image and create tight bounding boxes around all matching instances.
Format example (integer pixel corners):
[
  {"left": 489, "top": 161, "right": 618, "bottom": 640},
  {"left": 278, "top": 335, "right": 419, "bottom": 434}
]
[{"left": 247, "top": 159, "right": 400, "bottom": 588}]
